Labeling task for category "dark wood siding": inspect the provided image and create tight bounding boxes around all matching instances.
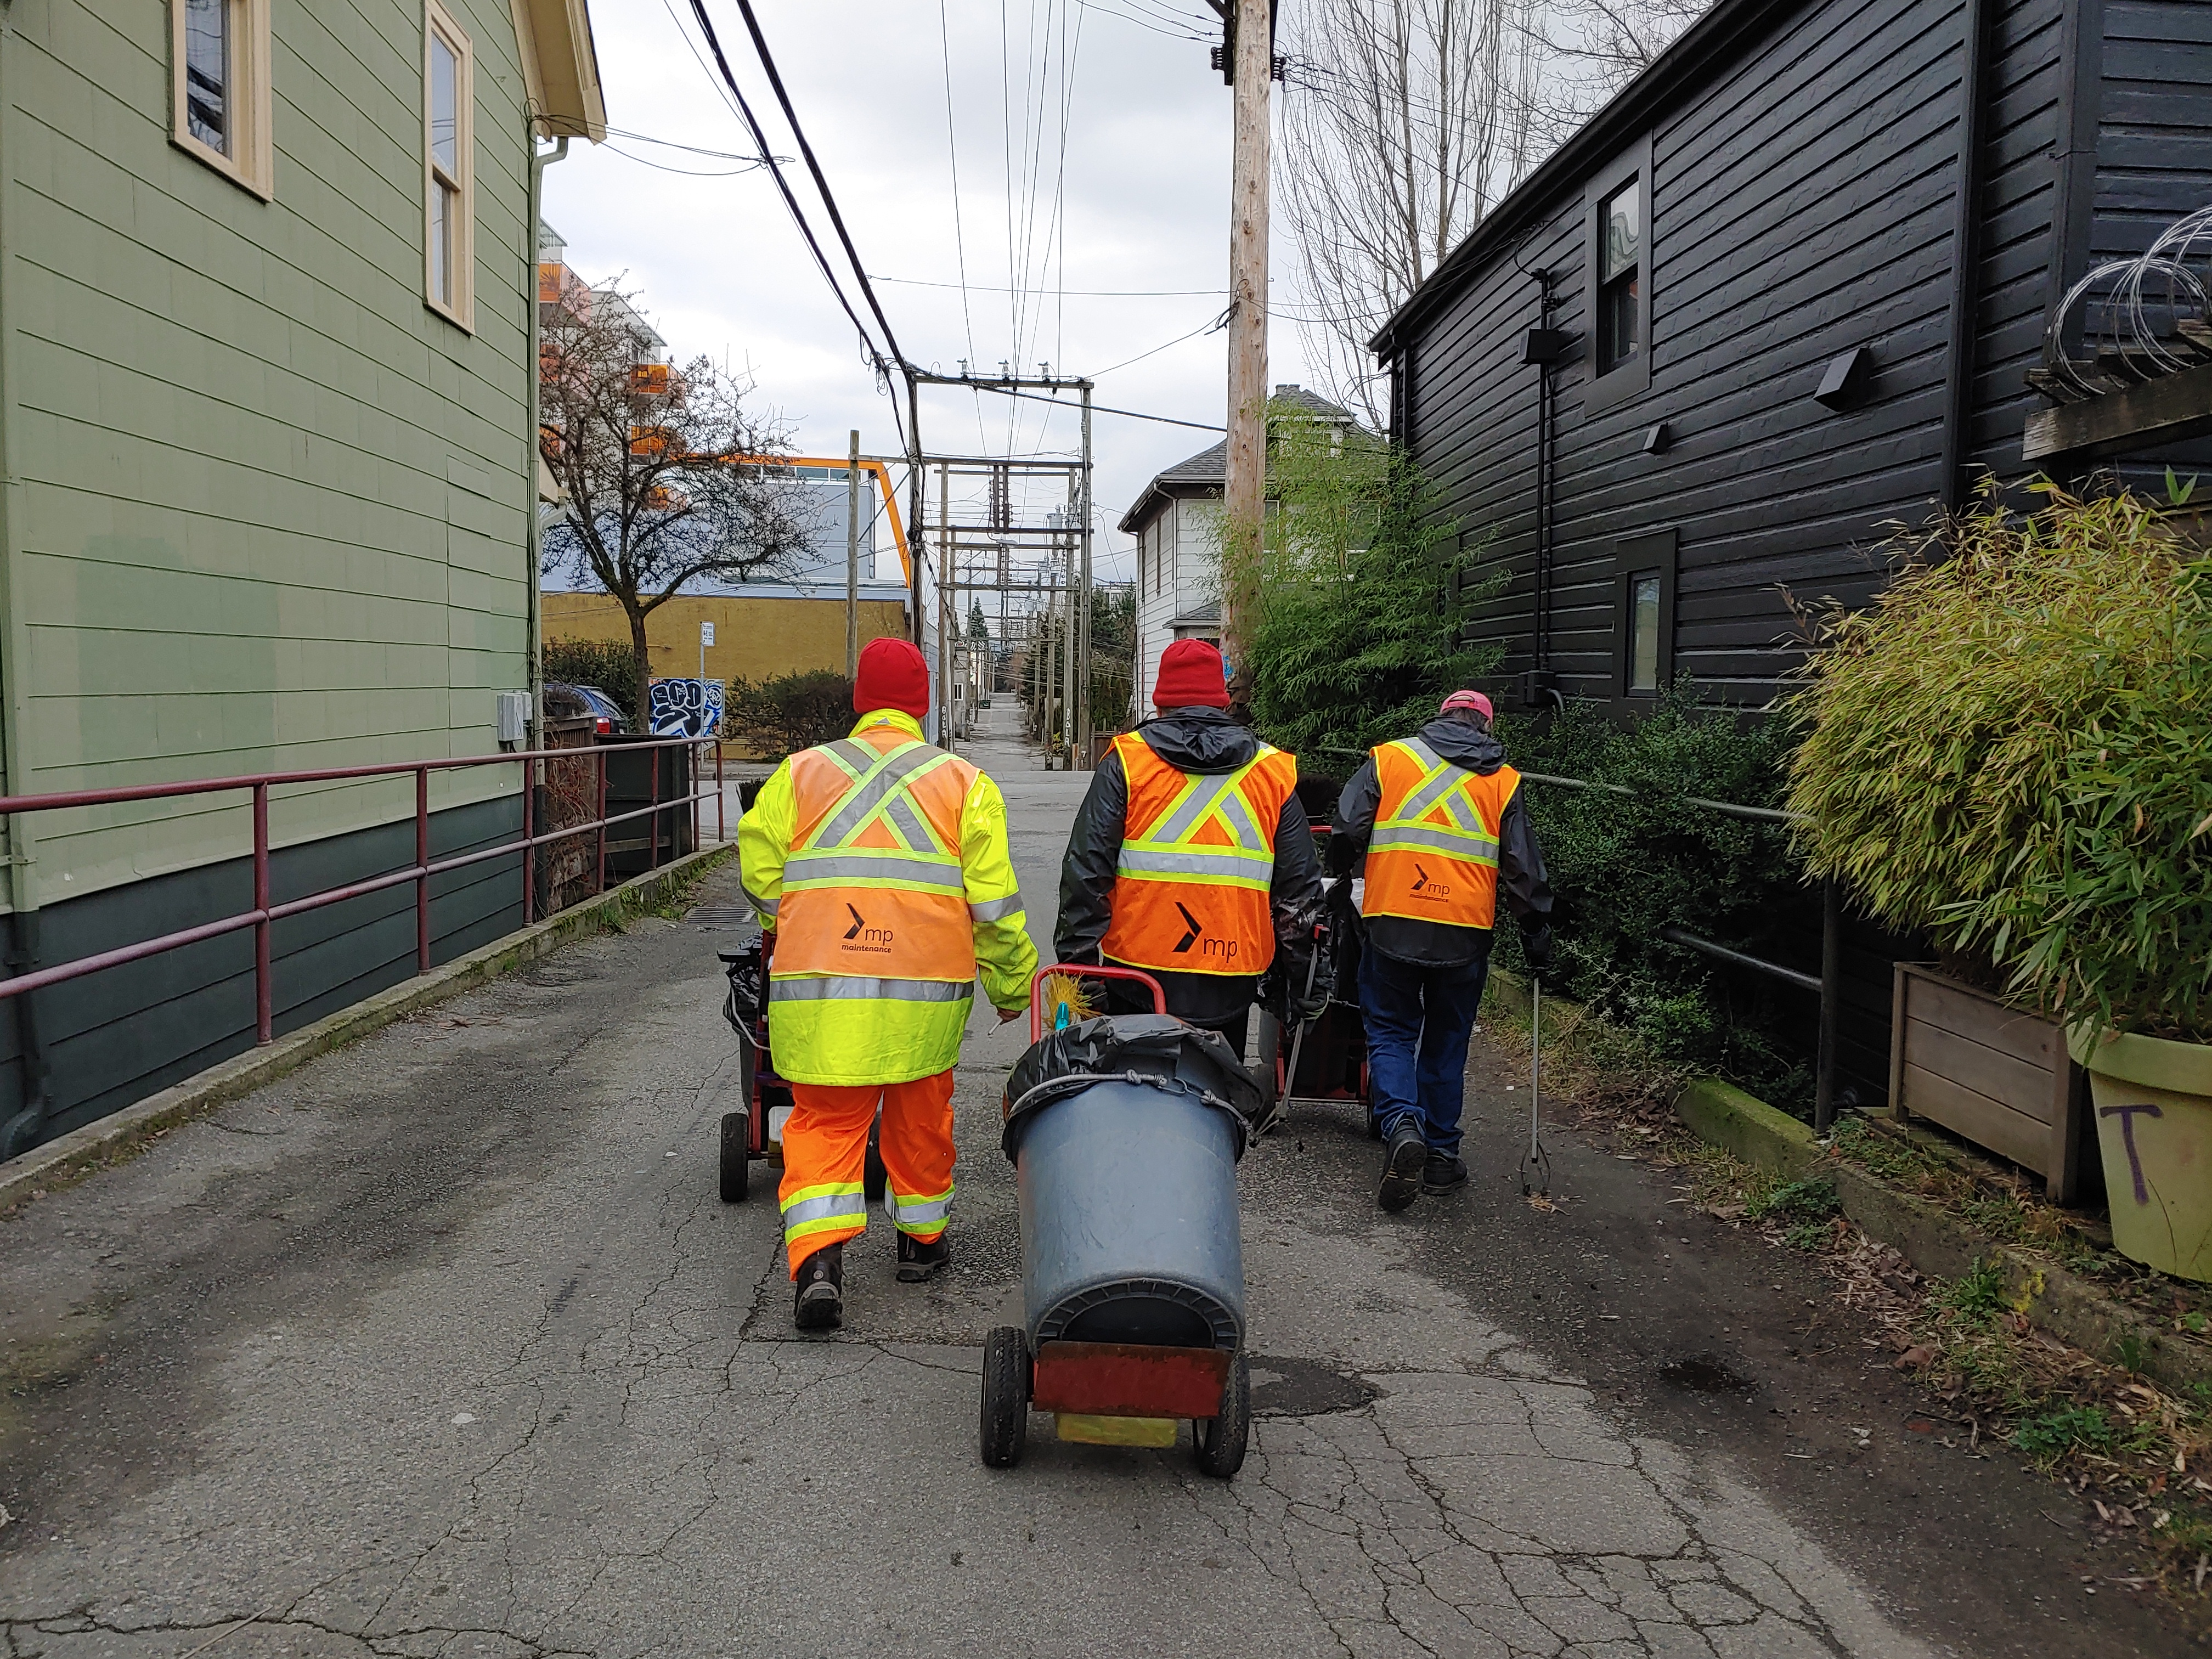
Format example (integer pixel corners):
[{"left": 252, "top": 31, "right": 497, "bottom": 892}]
[{"left": 2094, "top": 0, "right": 2212, "bottom": 258}]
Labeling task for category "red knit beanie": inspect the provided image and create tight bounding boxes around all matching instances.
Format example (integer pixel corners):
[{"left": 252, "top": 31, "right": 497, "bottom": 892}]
[
  {"left": 854, "top": 636, "right": 930, "bottom": 720},
  {"left": 1152, "top": 639, "right": 1231, "bottom": 710}
]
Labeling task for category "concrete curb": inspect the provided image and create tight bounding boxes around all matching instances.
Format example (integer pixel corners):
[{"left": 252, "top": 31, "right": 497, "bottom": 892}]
[
  {"left": 0, "top": 843, "right": 737, "bottom": 1218},
  {"left": 1486, "top": 968, "right": 2212, "bottom": 1397}
]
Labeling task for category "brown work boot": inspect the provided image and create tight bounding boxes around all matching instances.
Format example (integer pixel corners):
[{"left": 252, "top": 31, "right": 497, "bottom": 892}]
[{"left": 793, "top": 1242, "right": 844, "bottom": 1330}]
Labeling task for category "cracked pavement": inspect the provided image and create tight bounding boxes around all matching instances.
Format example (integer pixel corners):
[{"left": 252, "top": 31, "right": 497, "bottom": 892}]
[{"left": 0, "top": 724, "right": 2190, "bottom": 1657}]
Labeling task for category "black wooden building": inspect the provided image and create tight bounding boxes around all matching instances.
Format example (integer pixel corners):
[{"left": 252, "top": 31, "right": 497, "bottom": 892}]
[{"left": 1369, "top": 0, "right": 2212, "bottom": 1103}]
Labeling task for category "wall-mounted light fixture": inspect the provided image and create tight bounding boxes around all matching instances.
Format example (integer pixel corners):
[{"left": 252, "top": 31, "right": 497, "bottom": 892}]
[
  {"left": 1522, "top": 327, "right": 1575, "bottom": 365},
  {"left": 1814, "top": 347, "right": 1874, "bottom": 411},
  {"left": 1641, "top": 421, "right": 1672, "bottom": 454}
]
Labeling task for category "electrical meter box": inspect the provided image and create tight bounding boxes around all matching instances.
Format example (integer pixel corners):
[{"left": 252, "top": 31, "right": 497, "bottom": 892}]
[{"left": 495, "top": 690, "right": 531, "bottom": 747}]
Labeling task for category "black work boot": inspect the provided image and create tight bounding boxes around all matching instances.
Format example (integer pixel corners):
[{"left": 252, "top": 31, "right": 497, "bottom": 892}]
[
  {"left": 1423, "top": 1153, "right": 1469, "bottom": 1195},
  {"left": 896, "top": 1231, "right": 951, "bottom": 1283},
  {"left": 1378, "top": 1121, "right": 1426, "bottom": 1212},
  {"left": 793, "top": 1242, "right": 845, "bottom": 1330}
]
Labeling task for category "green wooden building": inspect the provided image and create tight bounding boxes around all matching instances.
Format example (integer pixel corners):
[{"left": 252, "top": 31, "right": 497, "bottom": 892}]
[{"left": 0, "top": 0, "right": 604, "bottom": 1153}]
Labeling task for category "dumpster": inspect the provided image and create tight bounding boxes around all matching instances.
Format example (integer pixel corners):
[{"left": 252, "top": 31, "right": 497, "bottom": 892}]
[{"left": 980, "top": 966, "right": 1265, "bottom": 1477}]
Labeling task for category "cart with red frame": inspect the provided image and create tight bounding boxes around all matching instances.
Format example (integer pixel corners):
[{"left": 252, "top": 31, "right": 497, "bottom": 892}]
[
  {"left": 1252, "top": 833, "right": 1377, "bottom": 1137},
  {"left": 980, "top": 964, "right": 1260, "bottom": 1479}
]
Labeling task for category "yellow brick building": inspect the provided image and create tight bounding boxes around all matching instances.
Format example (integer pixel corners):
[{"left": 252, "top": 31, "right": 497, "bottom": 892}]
[{"left": 542, "top": 591, "right": 912, "bottom": 687}]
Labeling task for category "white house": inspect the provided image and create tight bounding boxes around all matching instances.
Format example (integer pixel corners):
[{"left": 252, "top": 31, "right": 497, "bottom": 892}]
[{"left": 1118, "top": 386, "right": 1356, "bottom": 716}]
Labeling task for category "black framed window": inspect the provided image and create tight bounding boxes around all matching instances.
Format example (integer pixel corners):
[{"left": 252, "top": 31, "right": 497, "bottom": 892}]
[
  {"left": 1611, "top": 529, "right": 1677, "bottom": 707},
  {"left": 1584, "top": 134, "right": 1654, "bottom": 411}
]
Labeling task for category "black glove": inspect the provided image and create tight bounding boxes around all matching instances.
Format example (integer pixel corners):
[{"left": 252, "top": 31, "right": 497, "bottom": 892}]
[
  {"left": 1521, "top": 922, "right": 1555, "bottom": 975},
  {"left": 1295, "top": 951, "right": 1334, "bottom": 1021},
  {"left": 1325, "top": 832, "right": 1359, "bottom": 879}
]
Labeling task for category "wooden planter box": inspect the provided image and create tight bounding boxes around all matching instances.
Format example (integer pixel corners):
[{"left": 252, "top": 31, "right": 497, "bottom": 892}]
[{"left": 1888, "top": 963, "right": 2091, "bottom": 1203}]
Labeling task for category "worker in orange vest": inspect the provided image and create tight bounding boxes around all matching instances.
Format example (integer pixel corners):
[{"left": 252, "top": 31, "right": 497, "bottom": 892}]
[
  {"left": 1333, "top": 690, "right": 1554, "bottom": 1211},
  {"left": 739, "top": 638, "right": 1037, "bottom": 1329},
  {"left": 1056, "top": 639, "right": 1323, "bottom": 1051}
]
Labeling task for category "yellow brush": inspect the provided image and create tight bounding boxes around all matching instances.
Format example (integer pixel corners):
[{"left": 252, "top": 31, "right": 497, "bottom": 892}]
[{"left": 1039, "top": 970, "right": 1100, "bottom": 1030}]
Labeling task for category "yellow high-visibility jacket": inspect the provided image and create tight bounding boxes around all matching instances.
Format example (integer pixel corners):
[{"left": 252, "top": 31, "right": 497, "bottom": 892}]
[{"left": 738, "top": 709, "right": 1037, "bottom": 1085}]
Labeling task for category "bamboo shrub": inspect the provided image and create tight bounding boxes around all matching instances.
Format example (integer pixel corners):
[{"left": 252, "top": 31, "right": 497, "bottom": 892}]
[{"left": 1785, "top": 482, "right": 2212, "bottom": 1042}]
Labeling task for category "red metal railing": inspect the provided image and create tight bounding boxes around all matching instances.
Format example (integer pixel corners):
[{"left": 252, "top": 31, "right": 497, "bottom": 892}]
[{"left": 0, "top": 735, "right": 729, "bottom": 1044}]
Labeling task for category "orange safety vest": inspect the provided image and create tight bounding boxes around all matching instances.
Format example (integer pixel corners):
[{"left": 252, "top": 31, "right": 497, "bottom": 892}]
[
  {"left": 1102, "top": 731, "right": 1298, "bottom": 977},
  {"left": 1359, "top": 738, "right": 1519, "bottom": 931},
  {"left": 771, "top": 726, "right": 978, "bottom": 992}
]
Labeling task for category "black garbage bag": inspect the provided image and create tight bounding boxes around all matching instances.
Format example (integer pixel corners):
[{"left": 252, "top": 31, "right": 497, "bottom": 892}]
[
  {"left": 1002, "top": 1013, "right": 1267, "bottom": 1163},
  {"left": 718, "top": 936, "right": 766, "bottom": 1037}
]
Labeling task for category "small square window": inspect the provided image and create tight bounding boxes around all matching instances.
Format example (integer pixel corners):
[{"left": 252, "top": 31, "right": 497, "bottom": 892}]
[
  {"left": 1627, "top": 571, "right": 1662, "bottom": 693},
  {"left": 171, "top": 0, "right": 272, "bottom": 196},
  {"left": 1598, "top": 179, "right": 1641, "bottom": 377}
]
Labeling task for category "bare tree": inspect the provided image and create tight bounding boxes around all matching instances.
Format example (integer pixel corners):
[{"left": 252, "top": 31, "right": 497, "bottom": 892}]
[
  {"left": 1277, "top": 0, "right": 1547, "bottom": 428},
  {"left": 1277, "top": 0, "right": 1714, "bottom": 422},
  {"left": 538, "top": 279, "right": 816, "bottom": 718}
]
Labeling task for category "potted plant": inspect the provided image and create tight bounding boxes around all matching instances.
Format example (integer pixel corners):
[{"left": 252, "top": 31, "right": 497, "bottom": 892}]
[{"left": 1787, "top": 482, "right": 2212, "bottom": 1274}]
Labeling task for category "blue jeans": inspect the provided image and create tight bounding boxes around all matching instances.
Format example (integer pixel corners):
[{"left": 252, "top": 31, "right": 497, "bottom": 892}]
[{"left": 1358, "top": 938, "right": 1492, "bottom": 1157}]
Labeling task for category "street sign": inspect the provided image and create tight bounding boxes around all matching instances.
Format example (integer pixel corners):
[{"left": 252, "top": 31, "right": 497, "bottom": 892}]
[{"left": 701, "top": 622, "right": 715, "bottom": 647}]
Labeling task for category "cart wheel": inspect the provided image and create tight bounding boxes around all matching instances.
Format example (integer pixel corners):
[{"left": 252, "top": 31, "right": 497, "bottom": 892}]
[
  {"left": 864, "top": 1112, "right": 887, "bottom": 1204},
  {"left": 980, "top": 1326, "right": 1030, "bottom": 1469},
  {"left": 1195, "top": 1351, "right": 1250, "bottom": 1479},
  {"left": 719, "top": 1111, "right": 751, "bottom": 1203}
]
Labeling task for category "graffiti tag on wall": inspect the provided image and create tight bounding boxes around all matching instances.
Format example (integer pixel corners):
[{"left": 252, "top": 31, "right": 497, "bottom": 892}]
[{"left": 649, "top": 678, "right": 725, "bottom": 738}]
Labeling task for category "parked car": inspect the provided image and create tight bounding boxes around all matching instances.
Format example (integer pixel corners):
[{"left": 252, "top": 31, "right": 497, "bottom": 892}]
[{"left": 545, "top": 681, "right": 629, "bottom": 735}]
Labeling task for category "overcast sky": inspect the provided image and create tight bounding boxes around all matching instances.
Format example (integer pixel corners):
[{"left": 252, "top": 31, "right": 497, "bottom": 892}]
[{"left": 544, "top": 0, "right": 1328, "bottom": 590}]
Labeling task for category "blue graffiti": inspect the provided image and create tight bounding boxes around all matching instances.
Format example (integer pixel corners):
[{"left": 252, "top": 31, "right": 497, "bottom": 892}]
[{"left": 649, "top": 678, "right": 725, "bottom": 738}]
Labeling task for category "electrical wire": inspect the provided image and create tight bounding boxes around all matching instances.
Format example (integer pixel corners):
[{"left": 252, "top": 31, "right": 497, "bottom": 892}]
[
  {"left": 601, "top": 142, "right": 768, "bottom": 178},
  {"left": 937, "top": 0, "right": 988, "bottom": 450},
  {"left": 872, "top": 276, "right": 1230, "bottom": 297},
  {"left": 678, "top": 0, "right": 900, "bottom": 405},
  {"left": 1092, "top": 308, "right": 1232, "bottom": 375}
]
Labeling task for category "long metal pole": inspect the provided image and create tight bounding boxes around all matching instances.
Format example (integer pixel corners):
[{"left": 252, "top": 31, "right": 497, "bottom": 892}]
[
  {"left": 1815, "top": 877, "right": 1843, "bottom": 1133},
  {"left": 1060, "top": 517, "right": 1076, "bottom": 769},
  {"left": 252, "top": 782, "right": 272, "bottom": 1043},
  {"left": 1221, "top": 0, "right": 1272, "bottom": 707},
  {"left": 938, "top": 462, "right": 954, "bottom": 750},
  {"left": 846, "top": 427, "right": 862, "bottom": 677},
  {"left": 906, "top": 375, "right": 924, "bottom": 645},
  {"left": 1077, "top": 382, "right": 1094, "bottom": 764}
]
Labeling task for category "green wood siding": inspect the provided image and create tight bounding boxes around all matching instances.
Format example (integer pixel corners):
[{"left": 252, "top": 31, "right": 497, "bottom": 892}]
[{"left": 0, "top": 0, "right": 540, "bottom": 907}]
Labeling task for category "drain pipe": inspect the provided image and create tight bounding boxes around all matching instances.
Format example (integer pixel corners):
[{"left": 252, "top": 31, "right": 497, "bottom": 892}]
[{"left": 526, "top": 134, "right": 569, "bottom": 742}]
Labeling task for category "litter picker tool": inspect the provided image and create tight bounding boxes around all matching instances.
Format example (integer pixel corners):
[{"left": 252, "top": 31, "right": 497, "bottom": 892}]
[
  {"left": 1275, "top": 922, "right": 1325, "bottom": 1131},
  {"left": 1520, "top": 975, "right": 1551, "bottom": 1198}
]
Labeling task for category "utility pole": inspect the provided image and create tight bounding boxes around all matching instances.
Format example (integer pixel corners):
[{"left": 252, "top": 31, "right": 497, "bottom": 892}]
[
  {"left": 938, "top": 461, "right": 954, "bottom": 751},
  {"left": 905, "top": 374, "right": 924, "bottom": 646},
  {"left": 1220, "top": 0, "right": 1273, "bottom": 708},
  {"left": 1060, "top": 514, "right": 1076, "bottom": 770},
  {"left": 844, "top": 429, "right": 861, "bottom": 679}
]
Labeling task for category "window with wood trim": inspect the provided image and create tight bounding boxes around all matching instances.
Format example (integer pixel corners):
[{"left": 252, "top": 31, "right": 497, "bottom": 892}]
[
  {"left": 171, "top": 0, "right": 273, "bottom": 197},
  {"left": 1584, "top": 135, "right": 1654, "bottom": 412},
  {"left": 425, "top": 0, "right": 475, "bottom": 329},
  {"left": 1611, "top": 529, "right": 1677, "bottom": 707}
]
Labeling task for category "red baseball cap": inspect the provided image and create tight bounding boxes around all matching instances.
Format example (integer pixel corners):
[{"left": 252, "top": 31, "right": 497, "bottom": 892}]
[
  {"left": 855, "top": 637, "right": 930, "bottom": 720},
  {"left": 1152, "top": 639, "right": 1231, "bottom": 709},
  {"left": 1440, "top": 689, "right": 1494, "bottom": 720}
]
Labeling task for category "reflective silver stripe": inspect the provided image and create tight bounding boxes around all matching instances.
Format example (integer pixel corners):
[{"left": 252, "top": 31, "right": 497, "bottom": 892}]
[
  {"left": 781, "top": 1189, "right": 867, "bottom": 1227},
  {"left": 821, "top": 739, "right": 876, "bottom": 778},
  {"left": 888, "top": 1190, "right": 953, "bottom": 1228},
  {"left": 1150, "top": 771, "right": 1241, "bottom": 843},
  {"left": 967, "top": 892, "right": 1024, "bottom": 922},
  {"left": 812, "top": 744, "right": 954, "bottom": 848},
  {"left": 1214, "top": 789, "right": 1266, "bottom": 850},
  {"left": 741, "top": 878, "right": 779, "bottom": 919},
  {"left": 1397, "top": 752, "right": 1474, "bottom": 822},
  {"left": 1371, "top": 822, "right": 1500, "bottom": 860},
  {"left": 771, "top": 975, "right": 975, "bottom": 1002},
  {"left": 783, "top": 852, "right": 966, "bottom": 889},
  {"left": 884, "top": 793, "right": 940, "bottom": 855},
  {"left": 1115, "top": 845, "right": 1271, "bottom": 881},
  {"left": 1440, "top": 792, "right": 1485, "bottom": 833}
]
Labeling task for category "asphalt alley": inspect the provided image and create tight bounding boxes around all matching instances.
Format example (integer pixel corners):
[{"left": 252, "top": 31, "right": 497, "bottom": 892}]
[{"left": 1, "top": 715, "right": 2195, "bottom": 1658}]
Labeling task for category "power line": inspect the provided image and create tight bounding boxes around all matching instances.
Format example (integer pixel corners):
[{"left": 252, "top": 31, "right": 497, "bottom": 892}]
[
  {"left": 679, "top": 0, "right": 900, "bottom": 398},
  {"left": 872, "top": 275, "right": 1231, "bottom": 297},
  {"left": 937, "top": 0, "right": 987, "bottom": 451},
  {"left": 986, "top": 386, "right": 1223, "bottom": 431},
  {"left": 726, "top": 0, "right": 911, "bottom": 369}
]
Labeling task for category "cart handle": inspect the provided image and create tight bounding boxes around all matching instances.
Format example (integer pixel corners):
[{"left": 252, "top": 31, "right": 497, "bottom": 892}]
[{"left": 1029, "top": 962, "right": 1166, "bottom": 1041}]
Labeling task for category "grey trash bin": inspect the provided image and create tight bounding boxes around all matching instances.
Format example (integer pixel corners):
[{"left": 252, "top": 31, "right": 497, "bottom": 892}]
[{"left": 1001, "top": 1013, "right": 1265, "bottom": 1351}]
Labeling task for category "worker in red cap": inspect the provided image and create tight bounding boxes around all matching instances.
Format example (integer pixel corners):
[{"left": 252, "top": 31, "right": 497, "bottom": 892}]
[
  {"left": 1056, "top": 638, "right": 1323, "bottom": 1052},
  {"left": 1332, "top": 689, "right": 1553, "bottom": 1210},
  {"left": 739, "top": 636, "right": 1037, "bottom": 1329}
]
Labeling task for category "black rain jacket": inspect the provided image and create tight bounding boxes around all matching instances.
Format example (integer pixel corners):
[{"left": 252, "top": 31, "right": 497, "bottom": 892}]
[
  {"left": 1331, "top": 716, "right": 1554, "bottom": 967},
  {"left": 1055, "top": 707, "right": 1325, "bottom": 1025}
]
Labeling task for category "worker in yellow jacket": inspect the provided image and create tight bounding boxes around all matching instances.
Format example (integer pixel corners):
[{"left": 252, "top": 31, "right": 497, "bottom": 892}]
[{"left": 738, "top": 637, "right": 1037, "bottom": 1330}]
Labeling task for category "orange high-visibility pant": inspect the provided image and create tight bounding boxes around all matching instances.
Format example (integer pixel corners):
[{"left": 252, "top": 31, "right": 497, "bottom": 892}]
[{"left": 778, "top": 1070, "right": 956, "bottom": 1277}]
